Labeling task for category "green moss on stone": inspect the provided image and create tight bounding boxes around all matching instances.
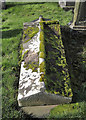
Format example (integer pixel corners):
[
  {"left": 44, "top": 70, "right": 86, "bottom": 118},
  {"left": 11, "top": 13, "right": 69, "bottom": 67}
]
[
  {"left": 40, "top": 31, "right": 44, "bottom": 42},
  {"left": 40, "top": 20, "right": 59, "bottom": 25},
  {"left": 21, "top": 50, "right": 29, "bottom": 60},
  {"left": 39, "top": 19, "right": 46, "bottom": 82},
  {"left": 39, "top": 52, "right": 45, "bottom": 58},
  {"left": 23, "top": 61, "right": 39, "bottom": 72},
  {"left": 40, "top": 74, "right": 45, "bottom": 82},
  {"left": 40, "top": 41, "right": 45, "bottom": 52},
  {"left": 23, "top": 26, "right": 39, "bottom": 43},
  {"left": 40, "top": 61, "right": 46, "bottom": 74}
]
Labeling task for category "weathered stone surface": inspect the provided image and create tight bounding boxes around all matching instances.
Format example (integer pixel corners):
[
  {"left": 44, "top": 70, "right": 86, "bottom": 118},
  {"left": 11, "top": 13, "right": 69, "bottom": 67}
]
[
  {"left": 18, "top": 91, "right": 71, "bottom": 106},
  {"left": 18, "top": 61, "right": 45, "bottom": 100},
  {"left": 22, "top": 32, "right": 40, "bottom": 52}
]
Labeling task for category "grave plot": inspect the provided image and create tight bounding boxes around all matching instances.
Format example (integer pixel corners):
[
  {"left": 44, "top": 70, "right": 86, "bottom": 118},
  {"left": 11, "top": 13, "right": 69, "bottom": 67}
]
[{"left": 18, "top": 17, "right": 72, "bottom": 107}]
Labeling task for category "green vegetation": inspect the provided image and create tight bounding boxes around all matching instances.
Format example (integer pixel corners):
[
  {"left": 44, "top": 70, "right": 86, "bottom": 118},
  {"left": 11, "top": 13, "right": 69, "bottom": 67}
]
[
  {"left": 49, "top": 102, "right": 86, "bottom": 118},
  {"left": 3, "top": 2, "right": 86, "bottom": 119}
]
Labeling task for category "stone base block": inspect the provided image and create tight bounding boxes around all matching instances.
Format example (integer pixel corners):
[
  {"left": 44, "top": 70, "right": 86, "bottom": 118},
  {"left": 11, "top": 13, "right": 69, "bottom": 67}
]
[{"left": 18, "top": 91, "right": 72, "bottom": 107}]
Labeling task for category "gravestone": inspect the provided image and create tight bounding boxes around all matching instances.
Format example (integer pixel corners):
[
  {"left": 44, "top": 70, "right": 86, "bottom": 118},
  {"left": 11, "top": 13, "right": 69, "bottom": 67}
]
[
  {"left": 70, "top": 0, "right": 86, "bottom": 30},
  {"left": 0, "top": 0, "right": 6, "bottom": 9},
  {"left": 59, "top": 0, "right": 75, "bottom": 9}
]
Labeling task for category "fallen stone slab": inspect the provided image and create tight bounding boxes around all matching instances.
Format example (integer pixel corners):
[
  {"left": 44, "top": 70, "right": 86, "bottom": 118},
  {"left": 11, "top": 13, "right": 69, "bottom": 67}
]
[{"left": 18, "top": 16, "right": 72, "bottom": 107}]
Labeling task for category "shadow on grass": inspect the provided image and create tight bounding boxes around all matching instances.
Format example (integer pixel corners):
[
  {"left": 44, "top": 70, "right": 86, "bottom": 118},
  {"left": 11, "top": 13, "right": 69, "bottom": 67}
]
[
  {"left": 2, "top": 29, "right": 22, "bottom": 39},
  {"left": 61, "top": 26, "right": 86, "bottom": 102}
]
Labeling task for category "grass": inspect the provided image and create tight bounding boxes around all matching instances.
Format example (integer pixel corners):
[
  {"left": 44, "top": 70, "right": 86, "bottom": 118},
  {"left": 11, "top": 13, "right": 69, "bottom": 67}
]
[
  {"left": 2, "top": 2, "right": 75, "bottom": 119},
  {"left": 49, "top": 102, "right": 86, "bottom": 119}
]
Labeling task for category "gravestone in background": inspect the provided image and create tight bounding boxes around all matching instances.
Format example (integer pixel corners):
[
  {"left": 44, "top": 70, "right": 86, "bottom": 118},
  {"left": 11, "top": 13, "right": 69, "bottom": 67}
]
[
  {"left": 59, "top": 0, "right": 75, "bottom": 9},
  {"left": 0, "top": 0, "right": 6, "bottom": 9},
  {"left": 70, "top": 0, "right": 86, "bottom": 30}
]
